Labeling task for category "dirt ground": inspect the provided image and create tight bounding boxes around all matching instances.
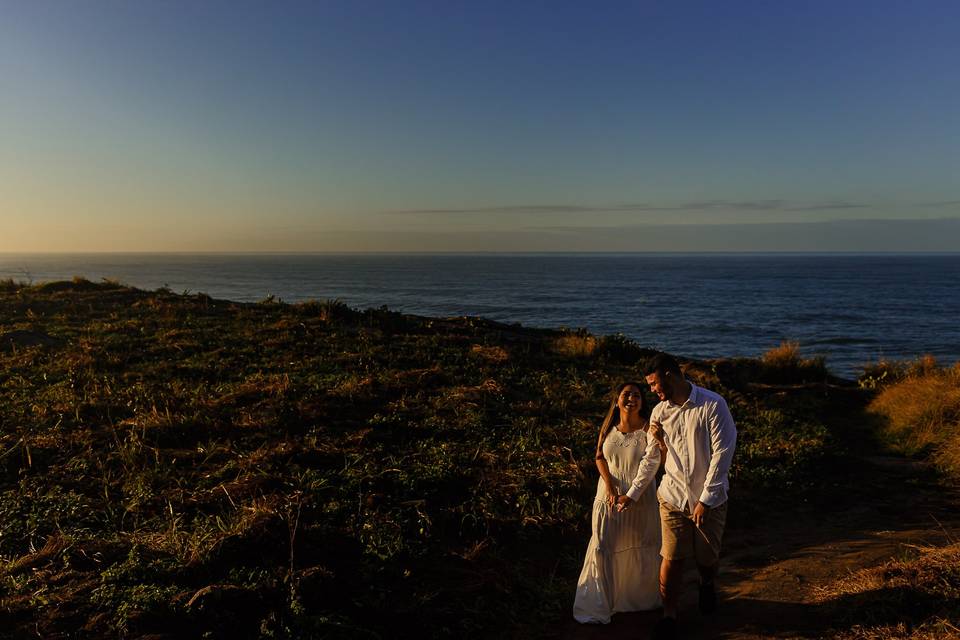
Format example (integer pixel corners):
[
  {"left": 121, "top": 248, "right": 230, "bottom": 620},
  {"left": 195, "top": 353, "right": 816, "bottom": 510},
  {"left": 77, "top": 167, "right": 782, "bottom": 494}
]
[{"left": 556, "top": 454, "right": 960, "bottom": 640}]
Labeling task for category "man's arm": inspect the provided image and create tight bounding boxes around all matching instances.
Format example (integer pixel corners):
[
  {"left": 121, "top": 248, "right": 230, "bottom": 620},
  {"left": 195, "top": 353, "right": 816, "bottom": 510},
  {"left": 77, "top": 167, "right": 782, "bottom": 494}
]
[
  {"left": 624, "top": 429, "right": 662, "bottom": 502},
  {"left": 698, "top": 397, "right": 737, "bottom": 508},
  {"left": 616, "top": 424, "right": 663, "bottom": 512},
  {"left": 616, "top": 404, "right": 665, "bottom": 512}
]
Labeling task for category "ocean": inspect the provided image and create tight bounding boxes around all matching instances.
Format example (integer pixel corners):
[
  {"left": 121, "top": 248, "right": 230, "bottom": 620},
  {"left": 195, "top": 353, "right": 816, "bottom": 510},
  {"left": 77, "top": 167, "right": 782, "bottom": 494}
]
[{"left": 2, "top": 253, "right": 958, "bottom": 379}]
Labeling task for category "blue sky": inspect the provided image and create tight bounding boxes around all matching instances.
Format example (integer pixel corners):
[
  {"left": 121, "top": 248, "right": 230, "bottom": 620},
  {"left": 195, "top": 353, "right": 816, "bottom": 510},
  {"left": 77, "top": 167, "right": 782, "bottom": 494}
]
[{"left": 1, "top": 1, "right": 958, "bottom": 251}]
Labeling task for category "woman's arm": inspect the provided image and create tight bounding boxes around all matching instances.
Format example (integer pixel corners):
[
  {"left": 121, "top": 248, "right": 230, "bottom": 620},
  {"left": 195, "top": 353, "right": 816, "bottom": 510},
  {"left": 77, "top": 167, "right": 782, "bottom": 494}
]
[{"left": 595, "top": 433, "right": 618, "bottom": 507}]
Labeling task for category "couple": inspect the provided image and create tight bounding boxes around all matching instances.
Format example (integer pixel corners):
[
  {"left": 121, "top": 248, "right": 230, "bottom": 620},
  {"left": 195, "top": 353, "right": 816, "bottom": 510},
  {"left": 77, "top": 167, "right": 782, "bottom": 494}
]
[{"left": 572, "top": 353, "right": 737, "bottom": 640}]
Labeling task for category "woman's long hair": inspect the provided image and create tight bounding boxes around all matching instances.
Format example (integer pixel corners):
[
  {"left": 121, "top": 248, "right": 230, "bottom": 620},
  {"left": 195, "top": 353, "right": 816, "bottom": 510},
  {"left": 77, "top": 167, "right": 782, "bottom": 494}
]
[{"left": 595, "top": 381, "right": 649, "bottom": 458}]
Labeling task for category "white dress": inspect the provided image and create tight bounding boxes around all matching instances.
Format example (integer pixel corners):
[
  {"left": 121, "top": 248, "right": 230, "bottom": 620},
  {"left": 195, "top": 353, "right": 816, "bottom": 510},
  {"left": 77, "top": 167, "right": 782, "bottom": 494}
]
[{"left": 573, "top": 426, "right": 662, "bottom": 623}]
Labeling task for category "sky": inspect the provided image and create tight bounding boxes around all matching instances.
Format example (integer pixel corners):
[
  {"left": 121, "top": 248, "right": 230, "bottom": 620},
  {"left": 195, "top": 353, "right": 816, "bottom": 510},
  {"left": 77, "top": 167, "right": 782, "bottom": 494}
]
[{"left": 1, "top": 1, "right": 958, "bottom": 252}]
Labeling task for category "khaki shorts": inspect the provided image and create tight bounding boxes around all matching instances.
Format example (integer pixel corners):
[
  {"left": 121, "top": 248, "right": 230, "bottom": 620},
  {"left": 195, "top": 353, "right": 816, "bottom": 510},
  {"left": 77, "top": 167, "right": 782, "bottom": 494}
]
[{"left": 659, "top": 499, "right": 727, "bottom": 566}]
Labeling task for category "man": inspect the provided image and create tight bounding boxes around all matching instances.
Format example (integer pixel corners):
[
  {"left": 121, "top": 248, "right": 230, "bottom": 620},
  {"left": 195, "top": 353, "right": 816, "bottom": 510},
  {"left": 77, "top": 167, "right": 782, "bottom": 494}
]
[{"left": 617, "top": 353, "right": 737, "bottom": 640}]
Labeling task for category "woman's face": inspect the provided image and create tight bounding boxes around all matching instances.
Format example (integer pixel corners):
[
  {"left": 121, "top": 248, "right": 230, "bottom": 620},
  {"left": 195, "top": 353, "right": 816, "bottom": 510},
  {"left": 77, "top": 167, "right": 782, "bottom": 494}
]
[{"left": 617, "top": 384, "right": 643, "bottom": 416}]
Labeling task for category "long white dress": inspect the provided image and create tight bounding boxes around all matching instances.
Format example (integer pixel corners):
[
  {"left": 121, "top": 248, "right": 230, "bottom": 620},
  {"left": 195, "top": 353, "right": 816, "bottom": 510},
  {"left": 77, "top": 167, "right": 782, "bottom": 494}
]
[{"left": 573, "top": 426, "right": 662, "bottom": 623}]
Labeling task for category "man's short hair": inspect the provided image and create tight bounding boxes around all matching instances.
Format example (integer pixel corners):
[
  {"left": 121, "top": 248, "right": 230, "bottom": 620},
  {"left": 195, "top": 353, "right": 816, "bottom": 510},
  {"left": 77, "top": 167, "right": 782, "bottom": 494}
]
[{"left": 642, "top": 352, "right": 683, "bottom": 377}]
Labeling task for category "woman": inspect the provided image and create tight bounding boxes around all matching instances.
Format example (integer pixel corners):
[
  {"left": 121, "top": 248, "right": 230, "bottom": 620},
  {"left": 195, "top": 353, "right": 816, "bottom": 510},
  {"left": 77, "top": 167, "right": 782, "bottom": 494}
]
[{"left": 573, "top": 382, "right": 663, "bottom": 623}]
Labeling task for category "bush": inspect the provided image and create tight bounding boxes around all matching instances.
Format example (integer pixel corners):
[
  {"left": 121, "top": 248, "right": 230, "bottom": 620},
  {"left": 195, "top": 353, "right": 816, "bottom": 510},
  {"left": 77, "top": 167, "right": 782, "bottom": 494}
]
[{"left": 597, "top": 333, "right": 649, "bottom": 364}]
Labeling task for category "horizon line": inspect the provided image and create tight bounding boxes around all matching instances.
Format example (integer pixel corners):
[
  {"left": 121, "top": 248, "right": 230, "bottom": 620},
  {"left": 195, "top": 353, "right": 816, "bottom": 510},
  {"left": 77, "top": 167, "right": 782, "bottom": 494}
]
[{"left": 3, "top": 250, "right": 960, "bottom": 256}]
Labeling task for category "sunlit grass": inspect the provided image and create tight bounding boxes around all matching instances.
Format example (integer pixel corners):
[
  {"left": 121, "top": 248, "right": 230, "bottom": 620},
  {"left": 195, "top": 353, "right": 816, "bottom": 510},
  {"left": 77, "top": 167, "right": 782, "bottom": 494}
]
[
  {"left": 551, "top": 333, "right": 598, "bottom": 358},
  {"left": 868, "top": 359, "right": 960, "bottom": 478},
  {"left": 760, "top": 340, "right": 828, "bottom": 383}
]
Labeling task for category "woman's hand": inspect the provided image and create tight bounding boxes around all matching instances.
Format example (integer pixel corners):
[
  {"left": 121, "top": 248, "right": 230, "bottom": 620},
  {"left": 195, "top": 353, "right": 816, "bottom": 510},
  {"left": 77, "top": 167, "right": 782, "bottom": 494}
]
[
  {"left": 649, "top": 420, "right": 668, "bottom": 457},
  {"left": 605, "top": 483, "right": 619, "bottom": 508},
  {"left": 649, "top": 420, "right": 665, "bottom": 446}
]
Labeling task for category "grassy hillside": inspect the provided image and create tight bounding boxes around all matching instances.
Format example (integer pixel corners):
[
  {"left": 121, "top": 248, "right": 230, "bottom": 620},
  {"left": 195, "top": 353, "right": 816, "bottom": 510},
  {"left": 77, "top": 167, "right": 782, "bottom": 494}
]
[{"left": 0, "top": 279, "right": 856, "bottom": 638}]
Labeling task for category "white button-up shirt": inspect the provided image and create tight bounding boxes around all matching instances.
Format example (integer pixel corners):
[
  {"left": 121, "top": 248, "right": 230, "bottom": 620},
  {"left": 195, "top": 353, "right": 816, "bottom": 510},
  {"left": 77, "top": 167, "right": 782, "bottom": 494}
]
[{"left": 641, "top": 382, "right": 737, "bottom": 510}]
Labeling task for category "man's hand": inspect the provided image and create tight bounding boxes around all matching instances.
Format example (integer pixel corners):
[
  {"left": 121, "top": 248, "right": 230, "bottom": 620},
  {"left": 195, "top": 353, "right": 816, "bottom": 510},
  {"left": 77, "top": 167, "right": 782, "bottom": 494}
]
[
  {"left": 615, "top": 495, "right": 635, "bottom": 513},
  {"left": 693, "top": 501, "right": 710, "bottom": 527}
]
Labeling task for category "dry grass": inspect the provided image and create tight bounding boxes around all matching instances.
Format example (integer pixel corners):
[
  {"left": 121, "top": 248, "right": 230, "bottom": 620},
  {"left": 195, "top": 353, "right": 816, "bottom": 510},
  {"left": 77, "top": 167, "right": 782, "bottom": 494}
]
[
  {"left": 832, "top": 621, "right": 960, "bottom": 640},
  {"left": 762, "top": 340, "right": 804, "bottom": 367},
  {"left": 448, "top": 379, "right": 503, "bottom": 403},
  {"left": 470, "top": 344, "right": 509, "bottom": 363},
  {"left": 812, "top": 542, "right": 960, "bottom": 639},
  {"left": 860, "top": 355, "right": 942, "bottom": 389},
  {"left": 759, "top": 340, "right": 828, "bottom": 383},
  {"left": 551, "top": 333, "right": 598, "bottom": 358},
  {"left": 868, "top": 361, "right": 960, "bottom": 477}
]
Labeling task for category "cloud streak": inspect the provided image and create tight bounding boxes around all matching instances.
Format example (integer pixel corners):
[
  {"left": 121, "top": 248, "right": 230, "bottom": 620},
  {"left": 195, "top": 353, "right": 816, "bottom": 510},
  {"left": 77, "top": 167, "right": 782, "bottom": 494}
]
[
  {"left": 525, "top": 216, "right": 960, "bottom": 233},
  {"left": 919, "top": 200, "right": 960, "bottom": 208},
  {"left": 382, "top": 200, "right": 873, "bottom": 215},
  {"left": 226, "top": 216, "right": 960, "bottom": 253}
]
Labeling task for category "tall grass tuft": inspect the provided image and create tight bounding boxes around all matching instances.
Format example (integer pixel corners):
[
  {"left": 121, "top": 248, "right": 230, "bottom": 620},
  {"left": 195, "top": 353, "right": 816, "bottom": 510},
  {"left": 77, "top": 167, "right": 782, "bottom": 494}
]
[
  {"left": 759, "top": 340, "right": 828, "bottom": 383},
  {"left": 551, "top": 333, "right": 598, "bottom": 358},
  {"left": 868, "top": 359, "right": 960, "bottom": 478},
  {"left": 860, "top": 355, "right": 941, "bottom": 389},
  {"left": 762, "top": 340, "right": 803, "bottom": 366},
  {"left": 0, "top": 278, "right": 25, "bottom": 292}
]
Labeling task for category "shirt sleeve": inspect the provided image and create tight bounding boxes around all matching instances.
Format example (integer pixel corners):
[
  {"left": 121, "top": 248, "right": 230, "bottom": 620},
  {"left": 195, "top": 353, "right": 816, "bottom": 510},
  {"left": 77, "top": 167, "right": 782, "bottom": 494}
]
[
  {"left": 625, "top": 428, "right": 662, "bottom": 501},
  {"left": 698, "top": 397, "right": 737, "bottom": 507},
  {"left": 650, "top": 403, "right": 663, "bottom": 423}
]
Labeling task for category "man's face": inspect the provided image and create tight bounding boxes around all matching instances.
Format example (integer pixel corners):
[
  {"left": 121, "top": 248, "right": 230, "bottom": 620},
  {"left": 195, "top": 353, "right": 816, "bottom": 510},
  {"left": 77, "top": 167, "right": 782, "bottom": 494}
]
[{"left": 645, "top": 371, "right": 671, "bottom": 402}]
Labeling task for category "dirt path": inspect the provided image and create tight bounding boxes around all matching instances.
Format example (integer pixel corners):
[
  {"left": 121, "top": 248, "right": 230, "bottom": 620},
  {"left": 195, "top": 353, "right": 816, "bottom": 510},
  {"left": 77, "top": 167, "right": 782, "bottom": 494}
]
[{"left": 557, "top": 454, "right": 960, "bottom": 640}]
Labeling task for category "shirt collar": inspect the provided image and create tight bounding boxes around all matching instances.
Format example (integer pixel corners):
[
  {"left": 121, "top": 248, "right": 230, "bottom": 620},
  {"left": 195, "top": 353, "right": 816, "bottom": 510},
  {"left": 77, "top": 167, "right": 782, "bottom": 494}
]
[
  {"left": 686, "top": 382, "right": 701, "bottom": 407},
  {"left": 668, "top": 379, "right": 699, "bottom": 408}
]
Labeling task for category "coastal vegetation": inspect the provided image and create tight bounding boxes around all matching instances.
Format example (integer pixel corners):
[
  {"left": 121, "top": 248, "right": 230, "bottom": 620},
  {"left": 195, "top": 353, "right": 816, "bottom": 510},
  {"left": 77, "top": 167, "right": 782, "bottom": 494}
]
[
  {"left": 824, "top": 357, "right": 960, "bottom": 640},
  {"left": 0, "top": 279, "right": 955, "bottom": 638},
  {"left": 797, "top": 357, "right": 960, "bottom": 640},
  {"left": 865, "top": 357, "right": 960, "bottom": 479}
]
